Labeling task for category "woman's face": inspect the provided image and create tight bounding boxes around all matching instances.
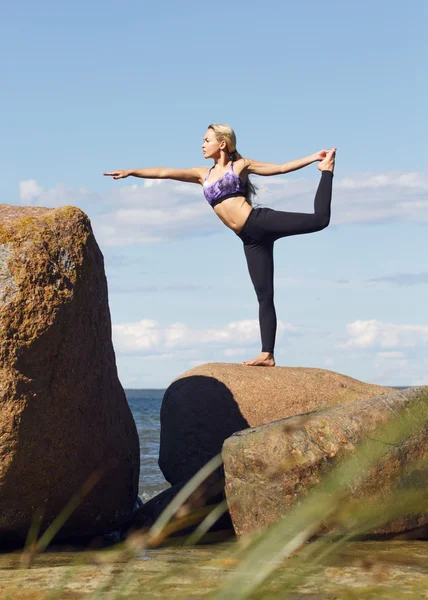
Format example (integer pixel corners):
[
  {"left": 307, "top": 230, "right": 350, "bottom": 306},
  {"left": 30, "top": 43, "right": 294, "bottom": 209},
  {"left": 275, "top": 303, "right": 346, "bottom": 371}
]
[{"left": 202, "top": 129, "right": 225, "bottom": 159}]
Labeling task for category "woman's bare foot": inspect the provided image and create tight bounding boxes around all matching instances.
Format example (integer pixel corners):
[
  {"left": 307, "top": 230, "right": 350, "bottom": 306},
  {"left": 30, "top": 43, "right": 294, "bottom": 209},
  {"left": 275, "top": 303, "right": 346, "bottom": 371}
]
[
  {"left": 242, "top": 352, "right": 275, "bottom": 367},
  {"left": 318, "top": 147, "right": 336, "bottom": 173}
]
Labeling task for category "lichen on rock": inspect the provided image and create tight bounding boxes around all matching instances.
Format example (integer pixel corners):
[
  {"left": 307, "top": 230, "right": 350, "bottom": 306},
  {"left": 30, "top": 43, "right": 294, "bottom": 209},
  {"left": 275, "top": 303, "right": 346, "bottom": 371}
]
[{"left": 0, "top": 243, "right": 19, "bottom": 306}]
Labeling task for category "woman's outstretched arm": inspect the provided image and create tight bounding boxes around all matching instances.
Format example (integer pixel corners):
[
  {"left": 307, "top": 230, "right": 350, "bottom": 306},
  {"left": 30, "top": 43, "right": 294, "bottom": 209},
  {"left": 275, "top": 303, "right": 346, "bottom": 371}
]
[
  {"left": 103, "top": 167, "right": 206, "bottom": 184},
  {"left": 245, "top": 150, "right": 328, "bottom": 176}
]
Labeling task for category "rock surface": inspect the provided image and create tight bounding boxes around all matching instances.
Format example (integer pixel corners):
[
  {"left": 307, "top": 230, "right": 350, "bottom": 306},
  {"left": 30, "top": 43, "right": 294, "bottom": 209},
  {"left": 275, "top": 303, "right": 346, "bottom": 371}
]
[
  {"left": 0, "top": 204, "right": 140, "bottom": 543},
  {"left": 130, "top": 473, "right": 233, "bottom": 542},
  {"left": 159, "top": 363, "right": 393, "bottom": 485},
  {"left": 5, "top": 540, "right": 428, "bottom": 598},
  {"left": 223, "top": 386, "right": 428, "bottom": 537}
]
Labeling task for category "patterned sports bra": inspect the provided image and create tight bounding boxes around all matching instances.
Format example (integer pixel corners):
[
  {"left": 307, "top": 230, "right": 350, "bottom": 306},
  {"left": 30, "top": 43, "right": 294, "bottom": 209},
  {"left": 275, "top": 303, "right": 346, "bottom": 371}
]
[{"left": 203, "top": 162, "right": 247, "bottom": 208}]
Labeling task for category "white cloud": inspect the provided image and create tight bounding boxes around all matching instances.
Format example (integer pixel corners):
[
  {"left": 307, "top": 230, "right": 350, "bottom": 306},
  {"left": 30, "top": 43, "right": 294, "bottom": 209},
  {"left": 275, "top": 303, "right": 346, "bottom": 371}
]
[
  {"left": 112, "top": 318, "right": 298, "bottom": 355},
  {"left": 367, "top": 272, "right": 428, "bottom": 287},
  {"left": 112, "top": 319, "right": 162, "bottom": 352},
  {"left": 340, "top": 320, "right": 428, "bottom": 349},
  {"left": 276, "top": 272, "right": 428, "bottom": 290},
  {"left": 338, "top": 172, "right": 428, "bottom": 191},
  {"left": 369, "top": 352, "right": 428, "bottom": 388},
  {"left": 372, "top": 352, "right": 410, "bottom": 386},
  {"left": 331, "top": 171, "right": 428, "bottom": 225},
  {"left": 111, "top": 319, "right": 428, "bottom": 388},
  {"left": 223, "top": 347, "right": 254, "bottom": 357},
  {"left": 189, "top": 360, "right": 206, "bottom": 368},
  {"left": 374, "top": 352, "right": 408, "bottom": 370},
  {"left": 18, "top": 180, "right": 101, "bottom": 209},
  {"left": 140, "top": 353, "right": 177, "bottom": 361},
  {"left": 376, "top": 351, "right": 405, "bottom": 359},
  {"left": 94, "top": 179, "right": 214, "bottom": 246},
  {"left": 252, "top": 171, "right": 428, "bottom": 226},
  {"left": 16, "top": 168, "right": 428, "bottom": 248},
  {"left": 19, "top": 180, "right": 44, "bottom": 203}
]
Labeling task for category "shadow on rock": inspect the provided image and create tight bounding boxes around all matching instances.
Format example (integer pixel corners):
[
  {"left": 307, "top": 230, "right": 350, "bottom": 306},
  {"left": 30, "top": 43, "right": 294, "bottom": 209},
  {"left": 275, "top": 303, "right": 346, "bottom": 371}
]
[
  {"left": 159, "top": 375, "right": 249, "bottom": 486},
  {"left": 129, "top": 470, "right": 234, "bottom": 544},
  {"left": 127, "top": 375, "right": 247, "bottom": 543}
]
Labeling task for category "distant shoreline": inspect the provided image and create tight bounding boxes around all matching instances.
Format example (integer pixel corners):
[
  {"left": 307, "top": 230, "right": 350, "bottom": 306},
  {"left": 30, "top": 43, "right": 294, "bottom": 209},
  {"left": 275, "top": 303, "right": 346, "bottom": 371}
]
[{"left": 124, "top": 386, "right": 412, "bottom": 397}]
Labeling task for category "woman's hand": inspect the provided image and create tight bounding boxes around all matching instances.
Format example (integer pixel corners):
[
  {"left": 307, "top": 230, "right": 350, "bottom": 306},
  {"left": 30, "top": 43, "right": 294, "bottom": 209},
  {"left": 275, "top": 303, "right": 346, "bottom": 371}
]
[
  {"left": 103, "top": 170, "right": 132, "bottom": 179},
  {"left": 313, "top": 150, "right": 328, "bottom": 162}
]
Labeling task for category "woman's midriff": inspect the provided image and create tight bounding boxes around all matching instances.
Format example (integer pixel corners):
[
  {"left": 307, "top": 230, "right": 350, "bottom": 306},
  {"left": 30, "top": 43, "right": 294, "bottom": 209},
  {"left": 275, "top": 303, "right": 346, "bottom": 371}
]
[{"left": 213, "top": 196, "right": 253, "bottom": 233}]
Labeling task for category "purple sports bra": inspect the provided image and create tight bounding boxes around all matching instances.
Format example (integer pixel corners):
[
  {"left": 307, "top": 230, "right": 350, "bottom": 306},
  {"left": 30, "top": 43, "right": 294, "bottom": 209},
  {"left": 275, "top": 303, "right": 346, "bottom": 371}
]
[{"left": 203, "top": 162, "right": 247, "bottom": 208}]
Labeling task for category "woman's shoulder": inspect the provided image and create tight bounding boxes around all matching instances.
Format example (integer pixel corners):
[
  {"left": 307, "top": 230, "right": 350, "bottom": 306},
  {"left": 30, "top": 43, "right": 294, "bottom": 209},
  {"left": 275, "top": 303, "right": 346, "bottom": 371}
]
[{"left": 233, "top": 157, "right": 250, "bottom": 178}]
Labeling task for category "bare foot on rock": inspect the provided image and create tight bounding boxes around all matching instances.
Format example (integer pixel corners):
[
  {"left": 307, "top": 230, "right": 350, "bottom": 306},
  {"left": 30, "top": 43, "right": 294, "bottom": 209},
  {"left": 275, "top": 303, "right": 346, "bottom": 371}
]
[
  {"left": 318, "top": 148, "right": 336, "bottom": 173},
  {"left": 243, "top": 352, "right": 276, "bottom": 367}
]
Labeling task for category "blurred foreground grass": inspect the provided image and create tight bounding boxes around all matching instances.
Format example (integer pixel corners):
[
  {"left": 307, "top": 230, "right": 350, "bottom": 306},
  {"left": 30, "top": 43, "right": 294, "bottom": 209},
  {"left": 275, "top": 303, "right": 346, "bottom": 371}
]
[
  {"left": 1, "top": 388, "right": 428, "bottom": 599},
  {"left": 3, "top": 541, "right": 428, "bottom": 599}
]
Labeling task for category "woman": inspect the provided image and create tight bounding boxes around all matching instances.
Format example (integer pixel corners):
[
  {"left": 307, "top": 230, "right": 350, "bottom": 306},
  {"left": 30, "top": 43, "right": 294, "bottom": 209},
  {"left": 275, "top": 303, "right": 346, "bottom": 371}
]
[{"left": 104, "top": 123, "right": 335, "bottom": 367}]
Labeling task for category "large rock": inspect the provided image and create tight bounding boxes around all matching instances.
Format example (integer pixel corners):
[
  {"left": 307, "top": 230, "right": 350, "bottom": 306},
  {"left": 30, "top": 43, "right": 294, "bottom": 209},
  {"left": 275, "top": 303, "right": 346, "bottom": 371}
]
[
  {"left": 223, "top": 386, "right": 428, "bottom": 537},
  {"left": 0, "top": 204, "right": 140, "bottom": 544},
  {"left": 159, "top": 363, "right": 393, "bottom": 485}
]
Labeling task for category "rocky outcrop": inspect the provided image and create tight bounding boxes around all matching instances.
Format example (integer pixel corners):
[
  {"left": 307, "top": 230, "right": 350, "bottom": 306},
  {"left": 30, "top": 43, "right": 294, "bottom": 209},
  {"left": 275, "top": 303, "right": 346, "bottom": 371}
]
[
  {"left": 223, "top": 386, "right": 428, "bottom": 537},
  {"left": 0, "top": 204, "right": 140, "bottom": 544},
  {"left": 159, "top": 363, "right": 393, "bottom": 485}
]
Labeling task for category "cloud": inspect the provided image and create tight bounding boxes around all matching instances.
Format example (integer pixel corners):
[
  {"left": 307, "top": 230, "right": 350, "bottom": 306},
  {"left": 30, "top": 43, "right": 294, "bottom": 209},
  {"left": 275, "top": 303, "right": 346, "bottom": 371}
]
[
  {"left": 376, "top": 351, "right": 405, "bottom": 359},
  {"left": 113, "top": 319, "right": 162, "bottom": 351},
  {"left": 276, "top": 271, "right": 428, "bottom": 290},
  {"left": 340, "top": 320, "right": 428, "bottom": 349},
  {"left": 373, "top": 352, "right": 410, "bottom": 386},
  {"left": 370, "top": 351, "right": 428, "bottom": 388},
  {"left": 251, "top": 170, "right": 428, "bottom": 226},
  {"left": 275, "top": 276, "right": 358, "bottom": 289},
  {"left": 331, "top": 171, "right": 428, "bottom": 225},
  {"left": 367, "top": 272, "right": 428, "bottom": 286},
  {"left": 338, "top": 172, "right": 428, "bottom": 191},
  {"left": 19, "top": 180, "right": 44, "bottom": 203},
  {"left": 94, "top": 180, "right": 216, "bottom": 246},
  {"left": 18, "top": 180, "right": 101, "bottom": 209},
  {"left": 17, "top": 168, "right": 428, "bottom": 248},
  {"left": 112, "top": 318, "right": 301, "bottom": 355},
  {"left": 223, "top": 347, "right": 254, "bottom": 357},
  {"left": 189, "top": 360, "right": 206, "bottom": 368}
]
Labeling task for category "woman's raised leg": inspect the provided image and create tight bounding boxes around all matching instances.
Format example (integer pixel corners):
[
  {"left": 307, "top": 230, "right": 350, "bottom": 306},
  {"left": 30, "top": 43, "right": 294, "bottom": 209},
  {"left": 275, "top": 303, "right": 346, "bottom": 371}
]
[
  {"left": 256, "top": 169, "right": 334, "bottom": 243},
  {"left": 255, "top": 149, "right": 336, "bottom": 243}
]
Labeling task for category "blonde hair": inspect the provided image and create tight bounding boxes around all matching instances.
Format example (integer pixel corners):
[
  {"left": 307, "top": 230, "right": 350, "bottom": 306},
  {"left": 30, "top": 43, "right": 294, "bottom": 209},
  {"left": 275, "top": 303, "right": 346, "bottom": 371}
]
[{"left": 208, "top": 123, "right": 258, "bottom": 207}]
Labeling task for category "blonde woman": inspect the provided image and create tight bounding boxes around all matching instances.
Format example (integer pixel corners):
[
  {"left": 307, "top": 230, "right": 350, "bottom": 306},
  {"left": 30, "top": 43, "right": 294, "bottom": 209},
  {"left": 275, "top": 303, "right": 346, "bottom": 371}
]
[{"left": 104, "top": 124, "right": 336, "bottom": 367}]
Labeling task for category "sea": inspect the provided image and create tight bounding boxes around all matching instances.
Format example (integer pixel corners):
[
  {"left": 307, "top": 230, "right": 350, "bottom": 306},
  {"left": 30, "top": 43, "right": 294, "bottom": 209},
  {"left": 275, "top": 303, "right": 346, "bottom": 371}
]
[{"left": 125, "top": 389, "right": 170, "bottom": 502}]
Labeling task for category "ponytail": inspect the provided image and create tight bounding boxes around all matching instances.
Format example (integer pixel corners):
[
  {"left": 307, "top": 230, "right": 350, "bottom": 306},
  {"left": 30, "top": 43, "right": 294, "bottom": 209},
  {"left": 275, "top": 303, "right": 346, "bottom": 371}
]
[
  {"left": 208, "top": 123, "right": 258, "bottom": 207},
  {"left": 229, "top": 149, "right": 257, "bottom": 207}
]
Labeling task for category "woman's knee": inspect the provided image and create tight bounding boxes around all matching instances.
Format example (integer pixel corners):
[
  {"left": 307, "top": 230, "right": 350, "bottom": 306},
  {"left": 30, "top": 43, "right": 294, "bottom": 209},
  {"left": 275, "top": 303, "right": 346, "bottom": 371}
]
[
  {"left": 256, "top": 289, "right": 274, "bottom": 306},
  {"left": 314, "top": 212, "right": 330, "bottom": 231},
  {"left": 321, "top": 214, "right": 331, "bottom": 229}
]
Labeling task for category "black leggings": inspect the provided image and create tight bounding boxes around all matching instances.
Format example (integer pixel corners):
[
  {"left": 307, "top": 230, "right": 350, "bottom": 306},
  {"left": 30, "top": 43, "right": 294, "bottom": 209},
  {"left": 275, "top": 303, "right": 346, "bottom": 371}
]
[{"left": 237, "top": 170, "right": 333, "bottom": 354}]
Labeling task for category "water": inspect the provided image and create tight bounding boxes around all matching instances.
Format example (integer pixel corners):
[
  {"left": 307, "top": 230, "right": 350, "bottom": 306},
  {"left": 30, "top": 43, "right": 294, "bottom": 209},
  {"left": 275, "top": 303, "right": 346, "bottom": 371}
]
[{"left": 125, "top": 389, "right": 170, "bottom": 502}]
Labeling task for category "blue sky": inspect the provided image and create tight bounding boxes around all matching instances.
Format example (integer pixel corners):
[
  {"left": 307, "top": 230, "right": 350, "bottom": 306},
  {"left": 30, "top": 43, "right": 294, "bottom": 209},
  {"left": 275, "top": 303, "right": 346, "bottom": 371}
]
[{"left": 2, "top": 0, "right": 427, "bottom": 387}]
